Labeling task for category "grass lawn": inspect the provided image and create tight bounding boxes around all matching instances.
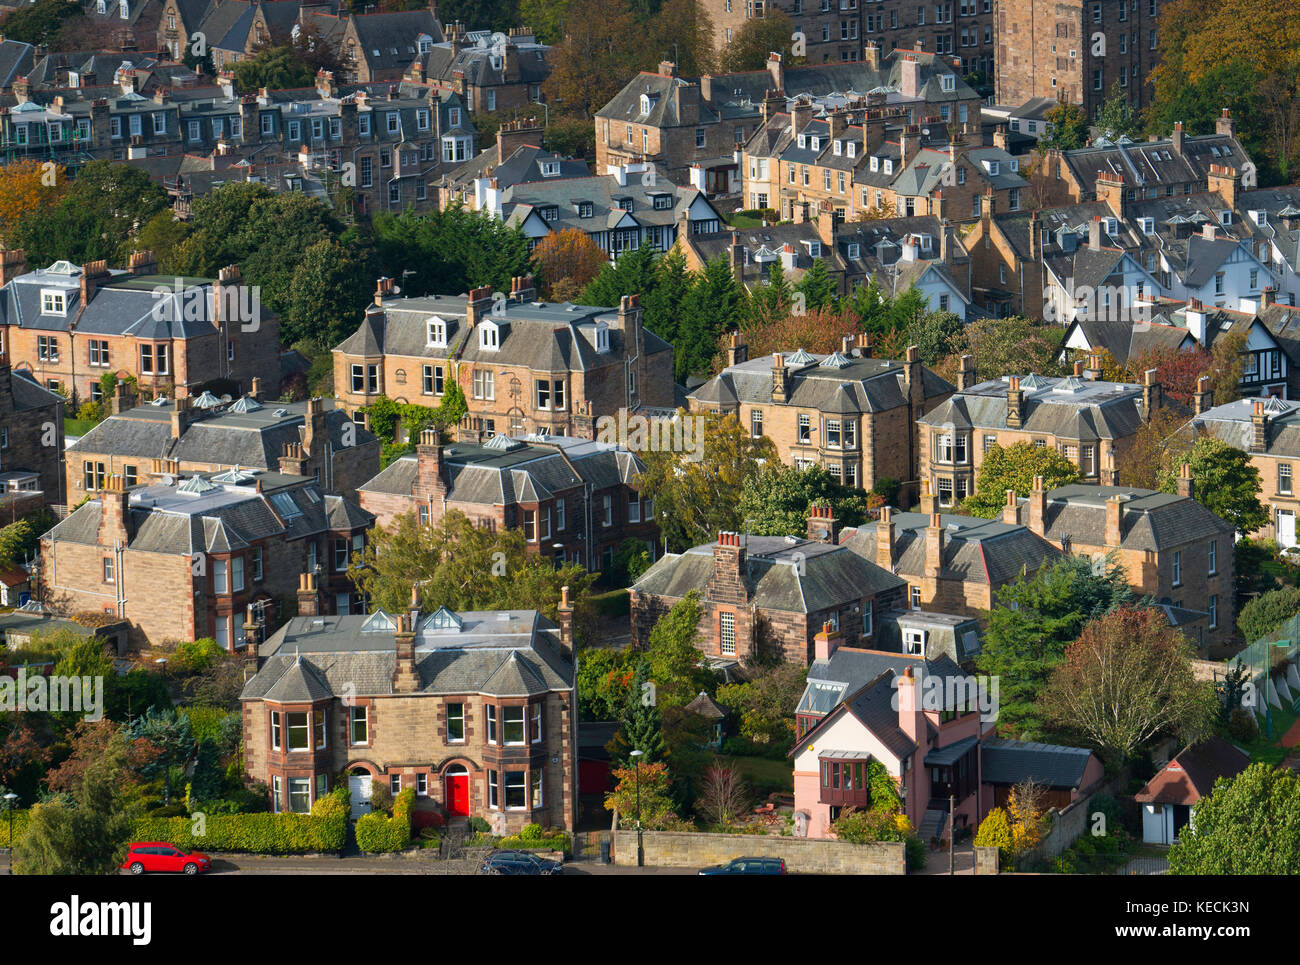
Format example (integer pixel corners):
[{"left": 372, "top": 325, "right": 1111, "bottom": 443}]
[
  {"left": 727, "top": 213, "right": 762, "bottom": 229},
  {"left": 64, "top": 417, "right": 97, "bottom": 437},
  {"left": 589, "top": 587, "right": 629, "bottom": 617},
  {"left": 1231, "top": 701, "right": 1299, "bottom": 767},
  {"left": 722, "top": 754, "right": 794, "bottom": 796}
]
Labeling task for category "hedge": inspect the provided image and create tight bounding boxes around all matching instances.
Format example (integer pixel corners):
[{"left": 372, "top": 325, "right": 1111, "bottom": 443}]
[
  {"left": 355, "top": 787, "right": 415, "bottom": 853},
  {"left": 0, "top": 809, "right": 31, "bottom": 847},
  {"left": 130, "top": 810, "right": 346, "bottom": 854}
]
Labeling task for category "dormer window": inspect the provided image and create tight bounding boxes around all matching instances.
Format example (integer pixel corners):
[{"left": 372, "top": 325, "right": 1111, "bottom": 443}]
[
  {"left": 1009, "top": 158, "right": 1019, "bottom": 172},
  {"left": 847, "top": 242, "right": 860, "bottom": 258},
  {"left": 941, "top": 74, "right": 956, "bottom": 92},
  {"left": 1220, "top": 210, "right": 1233, "bottom": 226},
  {"left": 41, "top": 290, "right": 67, "bottom": 315},
  {"left": 1106, "top": 217, "right": 1118, "bottom": 235},
  {"left": 833, "top": 140, "right": 842, "bottom": 156},
  {"left": 1141, "top": 217, "right": 1155, "bottom": 235},
  {"left": 847, "top": 142, "right": 855, "bottom": 158},
  {"left": 798, "top": 134, "right": 806, "bottom": 149},
  {"left": 479, "top": 321, "right": 501, "bottom": 351},
  {"left": 809, "top": 137, "right": 819, "bottom": 151},
  {"left": 578, "top": 201, "right": 593, "bottom": 218},
  {"left": 119, "top": 0, "right": 128, "bottom": 18},
  {"left": 540, "top": 160, "right": 560, "bottom": 177},
  {"left": 652, "top": 193, "right": 672, "bottom": 210},
  {"left": 426, "top": 316, "right": 447, "bottom": 347},
  {"left": 883, "top": 159, "right": 892, "bottom": 174},
  {"left": 595, "top": 321, "right": 610, "bottom": 353},
  {"left": 984, "top": 159, "right": 1000, "bottom": 175},
  {"left": 540, "top": 205, "right": 559, "bottom": 222},
  {"left": 870, "top": 156, "right": 879, "bottom": 172},
  {"left": 808, "top": 241, "right": 822, "bottom": 257},
  {"left": 903, "top": 628, "right": 926, "bottom": 655}
]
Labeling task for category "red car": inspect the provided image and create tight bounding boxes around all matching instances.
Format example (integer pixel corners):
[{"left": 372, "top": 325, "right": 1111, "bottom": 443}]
[{"left": 121, "top": 842, "right": 212, "bottom": 875}]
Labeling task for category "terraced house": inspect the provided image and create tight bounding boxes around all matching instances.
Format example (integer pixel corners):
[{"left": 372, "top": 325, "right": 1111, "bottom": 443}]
[
  {"left": 0, "top": 253, "right": 280, "bottom": 406},
  {"left": 690, "top": 337, "right": 954, "bottom": 501},
  {"left": 66, "top": 393, "right": 380, "bottom": 502},
  {"left": 239, "top": 593, "right": 578, "bottom": 831},
  {"left": 358, "top": 430, "right": 656, "bottom": 572},
  {"left": 39, "top": 468, "right": 374, "bottom": 649},
  {"left": 409, "top": 25, "right": 550, "bottom": 114},
  {"left": 0, "top": 355, "right": 66, "bottom": 510},
  {"left": 332, "top": 279, "right": 675, "bottom": 437}
]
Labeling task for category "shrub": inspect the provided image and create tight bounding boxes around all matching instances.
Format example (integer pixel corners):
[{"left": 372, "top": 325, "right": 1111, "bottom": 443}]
[
  {"left": 829, "top": 807, "right": 911, "bottom": 843},
  {"left": 148, "top": 802, "right": 188, "bottom": 818},
  {"left": 1052, "top": 854, "right": 1077, "bottom": 874},
  {"left": 467, "top": 816, "right": 491, "bottom": 834},
  {"left": 905, "top": 834, "right": 927, "bottom": 871},
  {"left": 129, "top": 811, "right": 346, "bottom": 854},
  {"left": 500, "top": 828, "right": 571, "bottom": 854},
  {"left": 0, "top": 809, "right": 31, "bottom": 847},
  {"left": 974, "top": 807, "right": 1014, "bottom": 854},
  {"left": 1228, "top": 706, "right": 1260, "bottom": 742},
  {"left": 310, "top": 787, "right": 349, "bottom": 823},
  {"left": 367, "top": 781, "right": 394, "bottom": 815},
  {"left": 355, "top": 788, "right": 414, "bottom": 853},
  {"left": 171, "top": 638, "right": 225, "bottom": 674}
]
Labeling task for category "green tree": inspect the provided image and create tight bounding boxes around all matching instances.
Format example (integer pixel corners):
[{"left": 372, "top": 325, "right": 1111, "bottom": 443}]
[
  {"left": 188, "top": 737, "right": 224, "bottom": 804},
  {"left": 936, "top": 315, "right": 1065, "bottom": 382},
  {"left": 716, "top": 660, "right": 807, "bottom": 751},
  {"left": 582, "top": 242, "right": 660, "bottom": 308},
  {"left": 232, "top": 45, "right": 316, "bottom": 90},
  {"left": 0, "top": 0, "right": 80, "bottom": 45},
  {"left": 283, "top": 238, "right": 372, "bottom": 346},
  {"left": 1236, "top": 584, "right": 1300, "bottom": 642},
  {"left": 739, "top": 463, "right": 870, "bottom": 536},
  {"left": 613, "top": 661, "right": 667, "bottom": 764},
  {"left": 719, "top": 9, "right": 800, "bottom": 72},
  {"left": 643, "top": 247, "right": 694, "bottom": 346},
  {"left": 1095, "top": 82, "right": 1144, "bottom": 140},
  {"left": 372, "top": 204, "right": 532, "bottom": 297},
  {"left": 1157, "top": 436, "right": 1268, "bottom": 535},
  {"left": 963, "top": 442, "right": 1081, "bottom": 518},
  {"left": 976, "top": 555, "right": 1132, "bottom": 738},
  {"left": 793, "top": 257, "right": 836, "bottom": 312},
  {"left": 907, "top": 310, "right": 965, "bottom": 367},
  {"left": 122, "top": 707, "right": 195, "bottom": 805},
  {"left": 1040, "top": 101, "right": 1090, "bottom": 151},
  {"left": 675, "top": 256, "right": 744, "bottom": 378},
  {"left": 642, "top": 591, "right": 711, "bottom": 707},
  {"left": 1169, "top": 763, "right": 1300, "bottom": 874}
]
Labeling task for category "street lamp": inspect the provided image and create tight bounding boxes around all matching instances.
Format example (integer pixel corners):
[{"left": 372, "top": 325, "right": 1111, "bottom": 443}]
[
  {"left": 4, "top": 792, "right": 17, "bottom": 874},
  {"left": 630, "top": 749, "right": 644, "bottom": 868}
]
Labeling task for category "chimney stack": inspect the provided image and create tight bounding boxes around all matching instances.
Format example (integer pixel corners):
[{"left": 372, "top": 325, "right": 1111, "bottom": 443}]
[
  {"left": 771, "top": 353, "right": 790, "bottom": 403},
  {"left": 1084, "top": 352, "right": 1103, "bottom": 381},
  {"left": 556, "top": 585, "right": 574, "bottom": 659},
  {"left": 80, "top": 259, "right": 109, "bottom": 304},
  {"left": 1002, "top": 489, "right": 1020, "bottom": 526},
  {"left": 1193, "top": 375, "right": 1212, "bottom": 415},
  {"left": 128, "top": 249, "right": 156, "bottom": 276},
  {"left": 413, "top": 427, "right": 448, "bottom": 506},
  {"left": 813, "top": 620, "right": 841, "bottom": 662},
  {"left": 806, "top": 502, "right": 840, "bottom": 543},
  {"left": 170, "top": 396, "right": 193, "bottom": 439},
  {"left": 1006, "top": 375, "right": 1025, "bottom": 428},
  {"left": 1176, "top": 462, "right": 1195, "bottom": 500},
  {"left": 0, "top": 250, "right": 27, "bottom": 286},
  {"left": 919, "top": 479, "right": 938, "bottom": 516},
  {"left": 296, "top": 572, "right": 319, "bottom": 616},
  {"left": 96, "top": 472, "right": 133, "bottom": 544},
  {"left": 957, "top": 354, "right": 975, "bottom": 390},
  {"left": 726, "top": 330, "right": 748, "bottom": 367},
  {"left": 876, "top": 506, "right": 895, "bottom": 570},
  {"left": 925, "top": 512, "right": 944, "bottom": 580},
  {"left": 1251, "top": 398, "right": 1269, "bottom": 452},
  {"left": 465, "top": 285, "right": 495, "bottom": 327},
  {"left": 1027, "top": 475, "right": 1046, "bottom": 535},
  {"left": 1142, "top": 368, "right": 1162, "bottom": 418},
  {"left": 392, "top": 614, "right": 421, "bottom": 694},
  {"left": 1105, "top": 494, "right": 1125, "bottom": 548}
]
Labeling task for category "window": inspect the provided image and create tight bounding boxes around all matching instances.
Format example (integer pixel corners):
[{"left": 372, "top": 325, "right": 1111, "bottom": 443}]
[
  {"left": 271, "top": 713, "right": 282, "bottom": 750},
  {"left": 286, "top": 712, "right": 310, "bottom": 751},
  {"left": 231, "top": 555, "right": 245, "bottom": 592},
  {"left": 1208, "top": 539, "right": 1217, "bottom": 575},
  {"left": 911, "top": 585, "right": 922, "bottom": 609},
  {"left": 487, "top": 704, "right": 497, "bottom": 743},
  {"left": 314, "top": 710, "right": 327, "bottom": 749},
  {"left": 349, "top": 705, "right": 368, "bottom": 744},
  {"left": 1172, "top": 550, "right": 1182, "bottom": 586},
  {"left": 862, "top": 600, "right": 873, "bottom": 636},
  {"left": 1281, "top": 464, "right": 1293, "bottom": 495},
  {"left": 38, "top": 334, "right": 59, "bottom": 360},
  {"left": 530, "top": 703, "right": 543, "bottom": 743},
  {"left": 214, "top": 559, "right": 229, "bottom": 594},
  {"left": 390, "top": 775, "right": 402, "bottom": 795},
  {"left": 103, "top": 557, "right": 114, "bottom": 582},
  {"left": 505, "top": 771, "right": 527, "bottom": 809},
  {"left": 720, "top": 612, "right": 736, "bottom": 656},
  {"left": 287, "top": 778, "right": 310, "bottom": 813},
  {"left": 81, "top": 461, "right": 103, "bottom": 491},
  {"left": 488, "top": 769, "right": 499, "bottom": 808},
  {"left": 532, "top": 770, "right": 543, "bottom": 808},
  {"left": 417, "top": 773, "right": 428, "bottom": 796},
  {"left": 557, "top": 500, "right": 566, "bottom": 531},
  {"left": 447, "top": 702, "right": 465, "bottom": 741},
  {"left": 252, "top": 546, "right": 263, "bottom": 581},
  {"left": 1209, "top": 594, "right": 1218, "bottom": 629},
  {"left": 89, "top": 338, "right": 109, "bottom": 366},
  {"left": 798, "top": 414, "right": 812, "bottom": 444}
]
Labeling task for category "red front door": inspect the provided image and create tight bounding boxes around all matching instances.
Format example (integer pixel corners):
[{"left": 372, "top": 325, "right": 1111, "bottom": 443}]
[{"left": 445, "top": 774, "right": 469, "bottom": 816}]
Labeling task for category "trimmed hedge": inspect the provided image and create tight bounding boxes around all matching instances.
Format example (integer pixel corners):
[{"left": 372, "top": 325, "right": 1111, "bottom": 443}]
[
  {"left": 499, "top": 823, "right": 571, "bottom": 855},
  {"left": 131, "top": 810, "right": 347, "bottom": 854},
  {"left": 355, "top": 788, "right": 415, "bottom": 853}
]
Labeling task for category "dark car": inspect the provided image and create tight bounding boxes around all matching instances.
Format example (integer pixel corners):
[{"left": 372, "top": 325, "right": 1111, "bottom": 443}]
[
  {"left": 478, "top": 849, "right": 563, "bottom": 875},
  {"left": 121, "top": 842, "right": 212, "bottom": 875},
  {"left": 698, "top": 856, "right": 787, "bottom": 875}
]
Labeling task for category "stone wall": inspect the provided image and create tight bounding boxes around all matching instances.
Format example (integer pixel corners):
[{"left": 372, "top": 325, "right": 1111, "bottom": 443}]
[{"left": 612, "top": 830, "right": 905, "bottom": 874}]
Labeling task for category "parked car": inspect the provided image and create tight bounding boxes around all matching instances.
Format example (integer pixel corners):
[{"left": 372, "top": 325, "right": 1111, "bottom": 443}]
[
  {"left": 478, "top": 849, "right": 563, "bottom": 875},
  {"left": 121, "top": 842, "right": 212, "bottom": 875},
  {"left": 698, "top": 856, "right": 786, "bottom": 875}
]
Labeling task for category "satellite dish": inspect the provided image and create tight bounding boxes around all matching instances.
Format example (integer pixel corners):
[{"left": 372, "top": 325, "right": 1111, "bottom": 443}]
[{"left": 921, "top": 128, "right": 931, "bottom": 136}]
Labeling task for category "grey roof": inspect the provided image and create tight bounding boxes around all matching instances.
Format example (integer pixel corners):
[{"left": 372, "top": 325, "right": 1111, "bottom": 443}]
[
  {"left": 633, "top": 534, "right": 905, "bottom": 615},
  {"left": 1191, "top": 396, "right": 1300, "bottom": 459},
  {"left": 1061, "top": 133, "right": 1251, "bottom": 199},
  {"left": 0, "top": 39, "right": 38, "bottom": 89},
  {"left": 347, "top": 9, "right": 442, "bottom": 74},
  {"left": 1037, "top": 484, "right": 1234, "bottom": 550},
  {"left": 241, "top": 607, "right": 573, "bottom": 701},
  {"left": 925, "top": 734, "right": 978, "bottom": 766},
  {"left": 417, "top": 35, "right": 551, "bottom": 89},
  {"left": 918, "top": 374, "right": 1148, "bottom": 440},
  {"left": 980, "top": 737, "right": 1097, "bottom": 789}
]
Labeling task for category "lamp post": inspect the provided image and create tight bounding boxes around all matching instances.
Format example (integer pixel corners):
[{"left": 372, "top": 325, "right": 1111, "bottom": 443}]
[
  {"left": 630, "top": 749, "right": 644, "bottom": 868},
  {"left": 4, "top": 792, "right": 17, "bottom": 874}
]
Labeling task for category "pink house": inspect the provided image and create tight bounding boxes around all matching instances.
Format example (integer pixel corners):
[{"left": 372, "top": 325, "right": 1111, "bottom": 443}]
[{"left": 790, "top": 623, "right": 1101, "bottom": 842}]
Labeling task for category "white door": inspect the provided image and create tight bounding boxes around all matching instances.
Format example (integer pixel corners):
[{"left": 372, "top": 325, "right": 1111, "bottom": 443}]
[
  {"left": 348, "top": 775, "right": 372, "bottom": 819},
  {"left": 1279, "top": 510, "right": 1296, "bottom": 549}
]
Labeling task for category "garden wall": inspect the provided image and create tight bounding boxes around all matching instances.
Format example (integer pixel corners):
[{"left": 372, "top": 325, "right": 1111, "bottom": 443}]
[
  {"left": 1024, "top": 772, "right": 1128, "bottom": 864},
  {"left": 612, "top": 830, "right": 905, "bottom": 874}
]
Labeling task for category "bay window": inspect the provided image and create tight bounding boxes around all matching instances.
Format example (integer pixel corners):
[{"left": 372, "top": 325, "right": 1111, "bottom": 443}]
[
  {"left": 286, "top": 712, "right": 310, "bottom": 751},
  {"left": 503, "top": 706, "right": 525, "bottom": 744}
]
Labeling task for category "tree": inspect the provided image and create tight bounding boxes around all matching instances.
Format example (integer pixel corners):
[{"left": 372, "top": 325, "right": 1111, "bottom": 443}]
[
  {"left": 613, "top": 662, "right": 668, "bottom": 764},
  {"left": 793, "top": 257, "right": 837, "bottom": 312},
  {"left": 733, "top": 305, "right": 860, "bottom": 360},
  {"left": 907, "top": 311, "right": 965, "bottom": 367},
  {"left": 188, "top": 737, "right": 224, "bottom": 804},
  {"left": 1040, "top": 101, "right": 1090, "bottom": 151},
  {"left": 0, "top": 160, "right": 66, "bottom": 246},
  {"left": 582, "top": 242, "right": 660, "bottom": 308},
  {"left": 0, "top": 0, "right": 81, "bottom": 45},
  {"left": 1095, "top": 82, "right": 1144, "bottom": 140},
  {"left": 695, "top": 761, "right": 750, "bottom": 826},
  {"left": 934, "top": 316, "right": 1065, "bottom": 383},
  {"left": 1117, "top": 408, "right": 1189, "bottom": 490},
  {"left": 1040, "top": 607, "right": 1217, "bottom": 764},
  {"left": 603, "top": 759, "right": 681, "bottom": 828},
  {"left": 122, "top": 707, "right": 195, "bottom": 805},
  {"left": 13, "top": 729, "right": 135, "bottom": 875},
  {"left": 1005, "top": 779, "right": 1048, "bottom": 854},
  {"left": 962, "top": 442, "right": 1082, "bottom": 518},
  {"left": 675, "top": 256, "right": 744, "bottom": 378},
  {"left": 371, "top": 204, "right": 532, "bottom": 297},
  {"left": 133, "top": 211, "right": 192, "bottom": 273},
  {"left": 643, "top": 246, "right": 694, "bottom": 346},
  {"left": 534, "top": 228, "right": 609, "bottom": 301},
  {"left": 739, "top": 463, "right": 870, "bottom": 536},
  {"left": 976, "top": 555, "right": 1132, "bottom": 738},
  {"left": 283, "top": 238, "right": 372, "bottom": 346},
  {"left": 576, "top": 646, "right": 636, "bottom": 720},
  {"left": 973, "top": 806, "right": 1014, "bottom": 853},
  {"left": 718, "top": 9, "right": 799, "bottom": 72},
  {"left": 1169, "top": 763, "right": 1300, "bottom": 874},
  {"left": 642, "top": 591, "right": 712, "bottom": 707},
  {"left": 231, "top": 45, "right": 316, "bottom": 90},
  {"left": 716, "top": 660, "right": 807, "bottom": 750},
  {"left": 348, "top": 510, "right": 596, "bottom": 624},
  {"left": 1157, "top": 436, "right": 1268, "bottom": 534},
  {"left": 543, "top": 0, "right": 640, "bottom": 116},
  {"left": 636, "top": 412, "right": 778, "bottom": 551},
  {"left": 1236, "top": 584, "right": 1300, "bottom": 642}
]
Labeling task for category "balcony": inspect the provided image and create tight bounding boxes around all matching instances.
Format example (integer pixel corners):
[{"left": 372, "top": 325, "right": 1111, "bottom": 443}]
[{"left": 818, "top": 752, "right": 872, "bottom": 807}]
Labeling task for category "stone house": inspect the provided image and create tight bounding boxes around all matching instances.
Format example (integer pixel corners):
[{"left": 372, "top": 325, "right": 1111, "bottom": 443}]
[
  {"left": 239, "top": 591, "right": 577, "bottom": 831},
  {"left": 0, "top": 355, "right": 66, "bottom": 509},
  {"left": 38, "top": 469, "right": 373, "bottom": 650},
  {"left": 409, "top": 25, "right": 550, "bottom": 114},
  {"left": 357, "top": 430, "right": 656, "bottom": 572}
]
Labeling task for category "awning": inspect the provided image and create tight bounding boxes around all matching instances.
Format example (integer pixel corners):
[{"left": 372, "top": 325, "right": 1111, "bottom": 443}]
[{"left": 924, "top": 735, "right": 978, "bottom": 767}]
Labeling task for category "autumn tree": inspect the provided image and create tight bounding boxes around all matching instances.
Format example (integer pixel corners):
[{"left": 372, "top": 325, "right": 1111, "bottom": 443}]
[
  {"left": 962, "top": 442, "right": 1081, "bottom": 518},
  {"left": 604, "top": 759, "right": 682, "bottom": 828},
  {"left": 731, "top": 305, "right": 860, "bottom": 360},
  {"left": 636, "top": 412, "right": 777, "bottom": 551},
  {"left": 0, "top": 160, "right": 66, "bottom": 246},
  {"left": 544, "top": 0, "right": 640, "bottom": 117},
  {"left": 719, "top": 9, "right": 800, "bottom": 72},
  {"left": 1040, "top": 606, "right": 1217, "bottom": 764},
  {"left": 1040, "top": 101, "right": 1089, "bottom": 151},
  {"left": 934, "top": 315, "right": 1065, "bottom": 383},
  {"left": 1117, "top": 408, "right": 1189, "bottom": 490},
  {"left": 534, "top": 228, "right": 609, "bottom": 301}
]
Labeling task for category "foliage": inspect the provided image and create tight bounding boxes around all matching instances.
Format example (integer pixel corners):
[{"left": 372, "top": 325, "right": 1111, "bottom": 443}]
[
  {"left": 637, "top": 412, "right": 777, "bottom": 552},
  {"left": 534, "top": 228, "right": 609, "bottom": 301},
  {"left": 1117, "top": 408, "right": 1190, "bottom": 490},
  {"left": 1006, "top": 779, "right": 1048, "bottom": 854},
  {"left": 1227, "top": 706, "right": 1260, "bottom": 741},
  {"left": 542, "top": 0, "right": 639, "bottom": 116},
  {"left": 367, "top": 781, "right": 395, "bottom": 815},
  {"left": 603, "top": 760, "right": 682, "bottom": 829},
  {"left": 1040, "top": 101, "right": 1090, "bottom": 151},
  {"left": 231, "top": 45, "right": 317, "bottom": 90},
  {"left": 371, "top": 204, "right": 532, "bottom": 297},
  {"left": 973, "top": 806, "right": 1014, "bottom": 854},
  {"left": 1095, "top": 82, "right": 1144, "bottom": 140},
  {"left": 0, "top": 161, "right": 67, "bottom": 247},
  {"left": 129, "top": 805, "right": 348, "bottom": 855},
  {"left": 1041, "top": 607, "right": 1218, "bottom": 764},
  {"left": 355, "top": 788, "right": 414, "bottom": 852},
  {"left": 830, "top": 806, "right": 913, "bottom": 843},
  {"left": 122, "top": 707, "right": 195, "bottom": 805},
  {"left": 283, "top": 238, "right": 372, "bottom": 347},
  {"left": 1169, "top": 763, "right": 1300, "bottom": 874},
  {"left": 577, "top": 645, "right": 634, "bottom": 721},
  {"left": 605, "top": 538, "right": 653, "bottom": 587},
  {"left": 188, "top": 738, "right": 224, "bottom": 804},
  {"left": 1157, "top": 436, "right": 1268, "bottom": 535},
  {"left": 613, "top": 662, "right": 667, "bottom": 764},
  {"left": 675, "top": 256, "right": 744, "bottom": 379},
  {"left": 977, "top": 555, "right": 1132, "bottom": 739},
  {"left": 734, "top": 305, "right": 860, "bottom": 360},
  {"left": 1237, "top": 585, "right": 1300, "bottom": 642},
  {"left": 719, "top": 9, "right": 800, "bottom": 72},
  {"left": 0, "top": 511, "right": 57, "bottom": 568},
  {"left": 739, "top": 463, "right": 870, "bottom": 536},
  {"left": 963, "top": 442, "right": 1082, "bottom": 518},
  {"left": 867, "top": 759, "right": 902, "bottom": 813},
  {"left": 169, "top": 637, "right": 226, "bottom": 675},
  {"left": 0, "top": 0, "right": 81, "bottom": 46},
  {"left": 933, "top": 316, "right": 1065, "bottom": 382},
  {"left": 716, "top": 660, "right": 807, "bottom": 752}
]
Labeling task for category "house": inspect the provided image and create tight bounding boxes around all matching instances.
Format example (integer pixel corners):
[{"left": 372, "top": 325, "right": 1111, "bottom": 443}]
[
  {"left": 916, "top": 365, "right": 1176, "bottom": 499},
  {"left": 81, "top": 0, "right": 166, "bottom": 51},
  {"left": 1135, "top": 737, "right": 1250, "bottom": 845},
  {"left": 872, "top": 608, "right": 983, "bottom": 666},
  {"left": 0, "top": 605, "right": 131, "bottom": 655},
  {"left": 0, "top": 39, "right": 38, "bottom": 92},
  {"left": 1182, "top": 396, "right": 1300, "bottom": 548},
  {"left": 1018, "top": 479, "right": 1237, "bottom": 653},
  {"left": 629, "top": 511, "right": 908, "bottom": 666},
  {"left": 0, "top": 566, "right": 30, "bottom": 608},
  {"left": 0, "top": 254, "right": 280, "bottom": 407},
  {"left": 689, "top": 338, "right": 954, "bottom": 501},
  {"left": 981, "top": 737, "right": 1104, "bottom": 810},
  {"left": 791, "top": 623, "right": 1103, "bottom": 840},
  {"left": 440, "top": 124, "right": 588, "bottom": 210},
  {"left": 239, "top": 589, "right": 578, "bottom": 830},
  {"left": 328, "top": 6, "right": 443, "bottom": 83},
  {"left": 0, "top": 353, "right": 67, "bottom": 508},
  {"left": 66, "top": 394, "right": 380, "bottom": 502},
  {"left": 38, "top": 469, "right": 373, "bottom": 650},
  {"left": 332, "top": 280, "right": 675, "bottom": 435},
  {"left": 409, "top": 25, "right": 550, "bottom": 115},
  {"left": 357, "top": 430, "right": 657, "bottom": 572},
  {"left": 684, "top": 691, "right": 729, "bottom": 749},
  {"left": 839, "top": 504, "right": 1063, "bottom": 618}
]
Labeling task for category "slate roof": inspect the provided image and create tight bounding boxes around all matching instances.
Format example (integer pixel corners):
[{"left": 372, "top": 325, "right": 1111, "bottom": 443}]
[
  {"left": 633, "top": 534, "right": 905, "bottom": 615},
  {"left": 1134, "top": 736, "right": 1250, "bottom": 805},
  {"left": 1035, "top": 484, "right": 1234, "bottom": 551},
  {"left": 348, "top": 9, "right": 443, "bottom": 75},
  {"left": 981, "top": 737, "right": 1098, "bottom": 789},
  {"left": 1063, "top": 133, "right": 1251, "bottom": 198},
  {"left": 241, "top": 607, "right": 573, "bottom": 701},
  {"left": 6, "top": 367, "right": 64, "bottom": 413},
  {"left": 0, "top": 39, "right": 34, "bottom": 90},
  {"left": 418, "top": 35, "right": 551, "bottom": 88},
  {"left": 687, "top": 223, "right": 848, "bottom": 290},
  {"left": 918, "top": 374, "right": 1148, "bottom": 440},
  {"left": 691, "top": 351, "right": 953, "bottom": 412},
  {"left": 1191, "top": 396, "right": 1300, "bottom": 459}
]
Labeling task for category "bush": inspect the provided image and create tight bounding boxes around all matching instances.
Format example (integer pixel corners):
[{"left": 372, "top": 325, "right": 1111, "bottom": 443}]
[
  {"left": 1228, "top": 706, "right": 1261, "bottom": 742},
  {"left": 973, "top": 807, "right": 1014, "bottom": 856},
  {"left": 170, "top": 638, "right": 225, "bottom": 674},
  {"left": 1238, "top": 585, "right": 1300, "bottom": 642},
  {"left": 355, "top": 788, "right": 414, "bottom": 853},
  {"left": 368, "top": 781, "right": 394, "bottom": 815},
  {"left": 0, "top": 809, "right": 31, "bottom": 846},
  {"left": 467, "top": 816, "right": 491, "bottom": 834},
  {"left": 148, "top": 802, "right": 188, "bottom": 818},
  {"left": 130, "top": 810, "right": 346, "bottom": 854},
  {"left": 905, "top": 834, "right": 927, "bottom": 871}
]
